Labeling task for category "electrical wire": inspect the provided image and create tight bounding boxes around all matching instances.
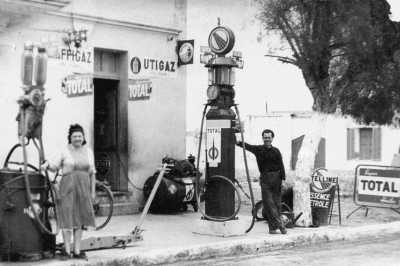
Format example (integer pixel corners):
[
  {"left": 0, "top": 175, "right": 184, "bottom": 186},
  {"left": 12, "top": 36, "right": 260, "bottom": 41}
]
[{"left": 116, "top": 152, "right": 143, "bottom": 191}]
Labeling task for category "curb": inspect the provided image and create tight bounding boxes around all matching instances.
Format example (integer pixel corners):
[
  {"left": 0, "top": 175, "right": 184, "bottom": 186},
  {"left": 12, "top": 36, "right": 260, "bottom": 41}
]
[{"left": 77, "top": 221, "right": 400, "bottom": 266}]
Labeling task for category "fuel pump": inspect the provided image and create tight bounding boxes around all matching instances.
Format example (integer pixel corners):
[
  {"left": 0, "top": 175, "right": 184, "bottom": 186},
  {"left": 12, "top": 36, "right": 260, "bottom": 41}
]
[
  {"left": 194, "top": 23, "right": 257, "bottom": 233},
  {"left": 0, "top": 42, "right": 56, "bottom": 261}
]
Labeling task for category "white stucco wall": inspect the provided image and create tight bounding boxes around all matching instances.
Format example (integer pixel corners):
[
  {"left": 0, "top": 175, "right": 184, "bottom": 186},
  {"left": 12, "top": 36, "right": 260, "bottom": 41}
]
[{"left": 0, "top": 0, "right": 187, "bottom": 207}]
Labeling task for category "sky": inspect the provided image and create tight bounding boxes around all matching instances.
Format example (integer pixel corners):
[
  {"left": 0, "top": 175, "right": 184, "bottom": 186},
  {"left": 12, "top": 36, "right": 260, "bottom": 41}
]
[
  {"left": 185, "top": 0, "right": 400, "bottom": 131},
  {"left": 388, "top": 0, "right": 400, "bottom": 20}
]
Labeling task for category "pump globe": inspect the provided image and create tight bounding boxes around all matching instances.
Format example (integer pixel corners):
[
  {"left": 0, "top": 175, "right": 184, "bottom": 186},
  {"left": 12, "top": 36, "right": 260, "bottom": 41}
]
[{"left": 207, "top": 85, "right": 219, "bottom": 100}]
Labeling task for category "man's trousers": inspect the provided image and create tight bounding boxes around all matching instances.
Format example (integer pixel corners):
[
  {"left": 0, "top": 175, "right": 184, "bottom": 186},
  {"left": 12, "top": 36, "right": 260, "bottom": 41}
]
[{"left": 260, "top": 170, "right": 282, "bottom": 230}]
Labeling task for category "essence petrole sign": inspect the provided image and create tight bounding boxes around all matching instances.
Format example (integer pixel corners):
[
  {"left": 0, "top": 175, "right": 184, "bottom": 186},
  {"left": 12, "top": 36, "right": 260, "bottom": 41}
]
[
  {"left": 310, "top": 168, "right": 338, "bottom": 209},
  {"left": 354, "top": 165, "right": 400, "bottom": 208}
]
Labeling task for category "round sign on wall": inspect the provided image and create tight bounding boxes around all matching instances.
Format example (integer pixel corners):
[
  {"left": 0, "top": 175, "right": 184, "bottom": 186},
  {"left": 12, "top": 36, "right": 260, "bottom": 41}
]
[
  {"left": 178, "top": 42, "right": 194, "bottom": 64},
  {"left": 208, "top": 26, "right": 235, "bottom": 55}
]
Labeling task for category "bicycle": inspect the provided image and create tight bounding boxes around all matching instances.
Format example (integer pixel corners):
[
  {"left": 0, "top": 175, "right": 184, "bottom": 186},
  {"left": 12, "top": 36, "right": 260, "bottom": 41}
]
[{"left": 2, "top": 142, "right": 114, "bottom": 231}]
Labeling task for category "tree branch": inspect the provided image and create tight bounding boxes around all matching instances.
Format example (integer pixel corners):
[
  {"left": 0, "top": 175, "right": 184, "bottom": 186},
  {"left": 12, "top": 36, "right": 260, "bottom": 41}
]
[
  {"left": 330, "top": 53, "right": 347, "bottom": 59},
  {"left": 264, "top": 54, "right": 298, "bottom": 65},
  {"left": 276, "top": 18, "right": 301, "bottom": 60},
  {"left": 279, "top": 14, "right": 304, "bottom": 58}
]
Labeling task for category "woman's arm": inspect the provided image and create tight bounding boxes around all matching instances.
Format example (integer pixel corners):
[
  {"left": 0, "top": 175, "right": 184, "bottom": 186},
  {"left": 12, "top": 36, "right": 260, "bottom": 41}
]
[{"left": 40, "top": 150, "right": 64, "bottom": 173}]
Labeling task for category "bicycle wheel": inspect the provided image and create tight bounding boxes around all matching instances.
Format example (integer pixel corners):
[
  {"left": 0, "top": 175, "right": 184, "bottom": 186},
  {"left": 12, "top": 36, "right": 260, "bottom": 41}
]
[{"left": 93, "top": 182, "right": 114, "bottom": 230}]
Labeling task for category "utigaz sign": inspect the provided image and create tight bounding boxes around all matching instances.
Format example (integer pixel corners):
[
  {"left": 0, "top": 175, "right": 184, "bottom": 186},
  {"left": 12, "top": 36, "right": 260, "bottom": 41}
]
[
  {"left": 129, "top": 55, "right": 177, "bottom": 78},
  {"left": 355, "top": 165, "right": 400, "bottom": 208}
]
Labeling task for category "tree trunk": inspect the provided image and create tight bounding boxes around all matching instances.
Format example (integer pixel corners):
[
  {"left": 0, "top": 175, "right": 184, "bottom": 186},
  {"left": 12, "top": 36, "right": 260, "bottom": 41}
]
[{"left": 293, "top": 112, "right": 327, "bottom": 227}]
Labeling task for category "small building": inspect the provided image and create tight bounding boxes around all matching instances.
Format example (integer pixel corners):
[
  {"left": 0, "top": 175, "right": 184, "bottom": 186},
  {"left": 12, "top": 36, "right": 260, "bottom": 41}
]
[
  {"left": 0, "top": 0, "right": 188, "bottom": 211},
  {"left": 236, "top": 111, "right": 400, "bottom": 181}
]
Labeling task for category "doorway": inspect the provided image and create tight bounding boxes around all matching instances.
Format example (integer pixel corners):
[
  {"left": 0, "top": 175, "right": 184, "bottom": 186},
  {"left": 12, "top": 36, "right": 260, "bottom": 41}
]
[
  {"left": 93, "top": 48, "right": 129, "bottom": 192},
  {"left": 94, "top": 79, "right": 120, "bottom": 190}
]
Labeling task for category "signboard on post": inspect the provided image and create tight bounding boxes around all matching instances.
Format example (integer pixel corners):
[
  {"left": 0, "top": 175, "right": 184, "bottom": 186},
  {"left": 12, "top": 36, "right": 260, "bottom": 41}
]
[
  {"left": 310, "top": 186, "right": 336, "bottom": 209},
  {"left": 310, "top": 168, "right": 340, "bottom": 225},
  {"left": 354, "top": 165, "right": 400, "bottom": 209},
  {"left": 206, "top": 120, "right": 230, "bottom": 167}
]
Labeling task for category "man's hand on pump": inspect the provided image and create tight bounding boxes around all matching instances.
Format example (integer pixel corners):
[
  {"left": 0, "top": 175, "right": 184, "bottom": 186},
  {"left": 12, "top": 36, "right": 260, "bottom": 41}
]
[
  {"left": 233, "top": 119, "right": 243, "bottom": 145},
  {"left": 233, "top": 119, "right": 242, "bottom": 133},
  {"left": 40, "top": 160, "right": 50, "bottom": 172}
]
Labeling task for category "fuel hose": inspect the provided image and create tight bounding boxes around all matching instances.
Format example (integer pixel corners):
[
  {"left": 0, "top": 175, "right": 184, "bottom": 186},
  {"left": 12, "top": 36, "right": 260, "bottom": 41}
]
[
  {"left": 19, "top": 109, "right": 59, "bottom": 235},
  {"left": 234, "top": 104, "right": 257, "bottom": 233}
]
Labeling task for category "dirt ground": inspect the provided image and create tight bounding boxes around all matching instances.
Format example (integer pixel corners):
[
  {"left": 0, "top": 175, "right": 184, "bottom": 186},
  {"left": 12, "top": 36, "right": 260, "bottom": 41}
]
[{"left": 238, "top": 196, "right": 400, "bottom": 227}]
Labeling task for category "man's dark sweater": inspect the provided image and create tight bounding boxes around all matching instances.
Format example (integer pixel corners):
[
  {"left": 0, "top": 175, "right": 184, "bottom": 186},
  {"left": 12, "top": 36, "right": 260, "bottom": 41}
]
[{"left": 236, "top": 141, "right": 285, "bottom": 180}]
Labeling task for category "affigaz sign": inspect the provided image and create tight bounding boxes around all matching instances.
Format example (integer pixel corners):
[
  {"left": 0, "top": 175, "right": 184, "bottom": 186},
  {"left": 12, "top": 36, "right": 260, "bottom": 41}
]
[{"left": 354, "top": 165, "right": 400, "bottom": 208}]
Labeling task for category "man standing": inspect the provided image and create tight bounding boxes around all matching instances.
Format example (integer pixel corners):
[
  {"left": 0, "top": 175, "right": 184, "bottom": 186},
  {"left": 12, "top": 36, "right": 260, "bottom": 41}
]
[{"left": 236, "top": 129, "right": 287, "bottom": 234}]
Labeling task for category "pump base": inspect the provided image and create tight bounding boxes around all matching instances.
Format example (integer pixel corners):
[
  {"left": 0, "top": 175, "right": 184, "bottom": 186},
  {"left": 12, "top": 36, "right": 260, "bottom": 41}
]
[{"left": 192, "top": 216, "right": 249, "bottom": 237}]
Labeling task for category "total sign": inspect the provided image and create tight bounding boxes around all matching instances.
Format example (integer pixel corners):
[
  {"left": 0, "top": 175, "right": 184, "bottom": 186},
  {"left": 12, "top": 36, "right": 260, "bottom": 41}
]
[
  {"left": 206, "top": 120, "right": 230, "bottom": 167},
  {"left": 354, "top": 165, "right": 400, "bottom": 208}
]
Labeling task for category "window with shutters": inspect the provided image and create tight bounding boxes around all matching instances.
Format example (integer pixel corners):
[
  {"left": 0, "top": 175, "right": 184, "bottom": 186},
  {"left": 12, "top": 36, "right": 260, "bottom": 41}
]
[{"left": 347, "top": 127, "right": 381, "bottom": 160}]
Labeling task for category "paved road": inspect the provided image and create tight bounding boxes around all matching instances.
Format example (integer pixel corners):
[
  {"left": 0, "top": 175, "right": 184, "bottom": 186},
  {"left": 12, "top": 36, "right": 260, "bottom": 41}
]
[{"left": 168, "top": 235, "right": 400, "bottom": 266}]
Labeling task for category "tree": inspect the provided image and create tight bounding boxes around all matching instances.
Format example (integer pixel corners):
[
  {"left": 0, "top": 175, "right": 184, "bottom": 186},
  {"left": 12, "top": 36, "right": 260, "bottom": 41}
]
[{"left": 256, "top": 0, "right": 400, "bottom": 226}]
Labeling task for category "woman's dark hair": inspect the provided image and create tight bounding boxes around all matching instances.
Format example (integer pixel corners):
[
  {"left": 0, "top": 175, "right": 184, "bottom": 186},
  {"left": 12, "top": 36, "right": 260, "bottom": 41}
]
[
  {"left": 68, "top": 124, "right": 87, "bottom": 145},
  {"left": 261, "top": 129, "right": 275, "bottom": 138}
]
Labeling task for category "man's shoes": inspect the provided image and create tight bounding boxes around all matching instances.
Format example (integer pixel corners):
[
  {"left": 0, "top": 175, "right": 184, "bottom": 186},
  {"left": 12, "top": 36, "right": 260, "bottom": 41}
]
[
  {"left": 59, "top": 250, "right": 72, "bottom": 260},
  {"left": 279, "top": 226, "right": 287, "bottom": 235},
  {"left": 73, "top": 251, "right": 88, "bottom": 260},
  {"left": 269, "top": 229, "right": 279, "bottom": 234}
]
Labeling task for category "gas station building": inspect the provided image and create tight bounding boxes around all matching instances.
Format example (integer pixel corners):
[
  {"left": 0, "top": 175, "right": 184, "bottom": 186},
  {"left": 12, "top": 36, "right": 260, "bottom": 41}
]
[{"left": 0, "top": 0, "right": 188, "bottom": 212}]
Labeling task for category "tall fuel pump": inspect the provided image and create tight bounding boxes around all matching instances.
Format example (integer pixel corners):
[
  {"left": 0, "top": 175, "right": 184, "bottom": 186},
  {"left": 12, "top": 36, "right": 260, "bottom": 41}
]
[
  {"left": 0, "top": 42, "right": 56, "bottom": 261},
  {"left": 194, "top": 23, "right": 256, "bottom": 234}
]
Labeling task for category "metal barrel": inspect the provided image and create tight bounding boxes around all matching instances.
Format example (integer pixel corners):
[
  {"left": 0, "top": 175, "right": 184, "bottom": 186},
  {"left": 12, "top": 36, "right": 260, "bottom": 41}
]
[{"left": 0, "top": 169, "right": 54, "bottom": 261}]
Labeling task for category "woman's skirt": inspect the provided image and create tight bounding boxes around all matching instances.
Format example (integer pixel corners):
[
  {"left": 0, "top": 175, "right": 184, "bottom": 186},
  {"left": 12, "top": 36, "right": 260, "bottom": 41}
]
[{"left": 57, "top": 170, "right": 96, "bottom": 229}]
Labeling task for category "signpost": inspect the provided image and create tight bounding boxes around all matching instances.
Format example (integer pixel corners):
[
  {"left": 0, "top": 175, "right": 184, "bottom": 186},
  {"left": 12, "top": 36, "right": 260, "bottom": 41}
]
[
  {"left": 347, "top": 165, "right": 400, "bottom": 218},
  {"left": 310, "top": 168, "right": 341, "bottom": 225}
]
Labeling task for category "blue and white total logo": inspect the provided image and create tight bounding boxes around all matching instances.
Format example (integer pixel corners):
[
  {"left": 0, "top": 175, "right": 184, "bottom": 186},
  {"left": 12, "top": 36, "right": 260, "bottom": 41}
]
[{"left": 129, "top": 56, "right": 177, "bottom": 78}]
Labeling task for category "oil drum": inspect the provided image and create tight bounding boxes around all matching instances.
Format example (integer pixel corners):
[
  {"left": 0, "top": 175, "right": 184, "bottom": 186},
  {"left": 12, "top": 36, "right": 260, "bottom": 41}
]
[{"left": 0, "top": 169, "right": 54, "bottom": 261}]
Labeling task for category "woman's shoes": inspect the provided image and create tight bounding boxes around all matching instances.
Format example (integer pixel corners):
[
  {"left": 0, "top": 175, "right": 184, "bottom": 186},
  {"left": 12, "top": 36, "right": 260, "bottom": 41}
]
[
  {"left": 73, "top": 251, "right": 88, "bottom": 260},
  {"left": 58, "top": 250, "right": 88, "bottom": 260}
]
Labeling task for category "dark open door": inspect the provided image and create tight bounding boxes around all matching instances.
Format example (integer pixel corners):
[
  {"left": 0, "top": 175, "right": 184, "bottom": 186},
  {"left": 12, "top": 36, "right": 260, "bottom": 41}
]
[{"left": 94, "top": 78, "right": 120, "bottom": 190}]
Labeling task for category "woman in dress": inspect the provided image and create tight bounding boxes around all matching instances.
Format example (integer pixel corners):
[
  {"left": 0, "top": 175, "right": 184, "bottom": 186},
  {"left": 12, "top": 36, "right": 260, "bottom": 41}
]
[{"left": 42, "top": 124, "right": 96, "bottom": 259}]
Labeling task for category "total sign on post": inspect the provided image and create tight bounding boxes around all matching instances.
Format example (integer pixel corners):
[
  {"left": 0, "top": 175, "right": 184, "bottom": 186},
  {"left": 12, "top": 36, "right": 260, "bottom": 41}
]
[{"left": 355, "top": 165, "right": 400, "bottom": 208}]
